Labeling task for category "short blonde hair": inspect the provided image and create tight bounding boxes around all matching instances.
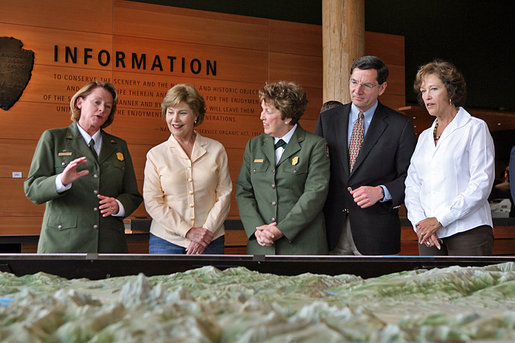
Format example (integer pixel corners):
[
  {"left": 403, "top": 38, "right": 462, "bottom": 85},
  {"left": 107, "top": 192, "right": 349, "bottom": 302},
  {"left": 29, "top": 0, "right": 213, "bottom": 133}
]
[
  {"left": 69, "top": 81, "right": 118, "bottom": 128},
  {"left": 161, "top": 84, "right": 206, "bottom": 126}
]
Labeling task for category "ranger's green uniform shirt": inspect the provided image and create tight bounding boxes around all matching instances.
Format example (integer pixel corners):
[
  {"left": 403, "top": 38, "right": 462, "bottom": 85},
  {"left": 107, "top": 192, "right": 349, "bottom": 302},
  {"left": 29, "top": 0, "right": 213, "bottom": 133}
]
[
  {"left": 236, "top": 125, "right": 330, "bottom": 255},
  {"left": 25, "top": 123, "right": 142, "bottom": 253}
]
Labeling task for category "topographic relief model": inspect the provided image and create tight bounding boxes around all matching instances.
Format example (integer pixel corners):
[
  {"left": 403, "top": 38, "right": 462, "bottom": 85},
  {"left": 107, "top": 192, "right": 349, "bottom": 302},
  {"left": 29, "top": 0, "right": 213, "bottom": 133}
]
[{"left": 0, "top": 263, "right": 513, "bottom": 342}]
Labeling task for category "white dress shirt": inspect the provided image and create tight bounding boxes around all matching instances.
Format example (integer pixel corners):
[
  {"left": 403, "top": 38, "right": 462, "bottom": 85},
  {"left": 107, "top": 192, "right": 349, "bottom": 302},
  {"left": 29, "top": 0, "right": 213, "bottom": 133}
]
[
  {"left": 274, "top": 124, "right": 297, "bottom": 164},
  {"left": 405, "top": 107, "right": 495, "bottom": 238},
  {"left": 143, "top": 132, "right": 233, "bottom": 248}
]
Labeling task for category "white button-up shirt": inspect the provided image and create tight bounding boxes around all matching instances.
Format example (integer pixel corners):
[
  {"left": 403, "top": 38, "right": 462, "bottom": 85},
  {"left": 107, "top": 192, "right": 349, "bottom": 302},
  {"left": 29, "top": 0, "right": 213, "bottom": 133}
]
[
  {"left": 405, "top": 107, "right": 494, "bottom": 238},
  {"left": 274, "top": 124, "right": 297, "bottom": 164}
]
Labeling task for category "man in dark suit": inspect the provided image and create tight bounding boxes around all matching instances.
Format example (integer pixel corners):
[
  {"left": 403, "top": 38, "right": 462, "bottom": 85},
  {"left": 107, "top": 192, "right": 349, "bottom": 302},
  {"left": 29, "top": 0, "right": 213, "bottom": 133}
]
[{"left": 315, "top": 56, "right": 416, "bottom": 255}]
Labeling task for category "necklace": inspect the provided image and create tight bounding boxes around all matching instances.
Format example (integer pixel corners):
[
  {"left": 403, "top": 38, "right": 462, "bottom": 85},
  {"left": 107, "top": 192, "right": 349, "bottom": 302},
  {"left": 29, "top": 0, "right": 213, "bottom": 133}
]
[{"left": 433, "top": 119, "right": 440, "bottom": 143}]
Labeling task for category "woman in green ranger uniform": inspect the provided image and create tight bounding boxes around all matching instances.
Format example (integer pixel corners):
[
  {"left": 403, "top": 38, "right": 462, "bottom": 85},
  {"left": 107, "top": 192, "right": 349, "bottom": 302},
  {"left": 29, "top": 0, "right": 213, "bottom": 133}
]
[
  {"left": 24, "top": 81, "right": 142, "bottom": 253},
  {"left": 236, "top": 81, "right": 330, "bottom": 255}
]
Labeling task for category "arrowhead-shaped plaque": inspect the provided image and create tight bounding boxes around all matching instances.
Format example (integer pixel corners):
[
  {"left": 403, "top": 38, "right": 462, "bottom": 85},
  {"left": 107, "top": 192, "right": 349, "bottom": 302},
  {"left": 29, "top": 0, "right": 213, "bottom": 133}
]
[{"left": 0, "top": 37, "right": 35, "bottom": 111}]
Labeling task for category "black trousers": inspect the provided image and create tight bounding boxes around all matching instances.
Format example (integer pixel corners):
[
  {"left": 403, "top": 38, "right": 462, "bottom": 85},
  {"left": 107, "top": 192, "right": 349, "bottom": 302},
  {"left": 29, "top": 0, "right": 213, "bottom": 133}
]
[{"left": 418, "top": 225, "right": 494, "bottom": 256}]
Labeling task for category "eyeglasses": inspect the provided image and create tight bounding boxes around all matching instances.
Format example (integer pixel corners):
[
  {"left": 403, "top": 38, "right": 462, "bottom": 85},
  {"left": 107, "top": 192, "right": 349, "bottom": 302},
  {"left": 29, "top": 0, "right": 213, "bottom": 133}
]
[{"left": 349, "top": 79, "right": 378, "bottom": 90}]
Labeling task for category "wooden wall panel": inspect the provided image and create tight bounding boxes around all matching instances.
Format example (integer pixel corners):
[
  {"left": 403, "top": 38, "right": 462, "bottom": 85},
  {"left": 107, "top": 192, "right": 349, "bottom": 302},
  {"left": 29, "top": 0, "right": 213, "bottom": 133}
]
[
  {"left": 113, "top": 0, "right": 268, "bottom": 49},
  {"left": 0, "top": 103, "right": 72, "bottom": 140},
  {"left": 269, "top": 53, "right": 322, "bottom": 88},
  {"left": 269, "top": 20, "right": 322, "bottom": 57},
  {"left": 1, "top": 0, "right": 112, "bottom": 33},
  {"left": 303, "top": 87, "right": 324, "bottom": 120},
  {"left": 226, "top": 148, "right": 245, "bottom": 183},
  {"left": 380, "top": 95, "right": 406, "bottom": 113},
  {"left": 384, "top": 65, "right": 405, "bottom": 96},
  {"left": 0, "top": 180, "right": 43, "bottom": 217},
  {"left": 365, "top": 31, "right": 405, "bottom": 110},
  {"left": 0, "top": 140, "right": 37, "bottom": 178},
  {"left": 0, "top": 24, "right": 114, "bottom": 70},
  {"left": 365, "top": 32, "right": 405, "bottom": 66},
  {"left": 126, "top": 144, "right": 154, "bottom": 180},
  {"left": 0, "top": 217, "right": 42, "bottom": 236}
]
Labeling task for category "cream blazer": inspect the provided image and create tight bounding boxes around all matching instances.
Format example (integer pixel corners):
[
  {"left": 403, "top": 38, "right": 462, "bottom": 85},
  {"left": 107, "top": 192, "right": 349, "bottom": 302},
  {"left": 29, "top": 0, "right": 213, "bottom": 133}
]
[{"left": 143, "top": 132, "right": 232, "bottom": 247}]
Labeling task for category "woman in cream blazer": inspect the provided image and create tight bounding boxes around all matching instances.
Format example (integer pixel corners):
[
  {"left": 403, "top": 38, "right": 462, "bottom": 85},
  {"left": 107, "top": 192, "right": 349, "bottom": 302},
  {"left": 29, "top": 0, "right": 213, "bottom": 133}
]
[{"left": 144, "top": 84, "right": 232, "bottom": 254}]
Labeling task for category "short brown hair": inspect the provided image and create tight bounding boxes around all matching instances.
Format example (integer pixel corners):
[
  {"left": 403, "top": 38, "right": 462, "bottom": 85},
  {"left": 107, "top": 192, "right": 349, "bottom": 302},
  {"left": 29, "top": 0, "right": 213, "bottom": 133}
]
[
  {"left": 69, "top": 81, "right": 118, "bottom": 128},
  {"left": 413, "top": 60, "right": 467, "bottom": 107},
  {"left": 161, "top": 84, "right": 206, "bottom": 126},
  {"left": 258, "top": 81, "right": 308, "bottom": 125}
]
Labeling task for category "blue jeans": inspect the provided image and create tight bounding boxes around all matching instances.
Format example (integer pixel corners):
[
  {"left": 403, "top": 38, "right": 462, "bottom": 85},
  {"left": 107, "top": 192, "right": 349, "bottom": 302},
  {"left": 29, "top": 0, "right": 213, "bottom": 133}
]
[{"left": 149, "top": 233, "right": 225, "bottom": 254}]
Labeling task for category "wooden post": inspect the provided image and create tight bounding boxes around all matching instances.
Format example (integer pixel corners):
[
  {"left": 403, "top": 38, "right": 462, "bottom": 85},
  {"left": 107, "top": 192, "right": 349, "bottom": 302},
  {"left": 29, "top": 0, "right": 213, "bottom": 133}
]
[{"left": 322, "top": 0, "right": 365, "bottom": 104}]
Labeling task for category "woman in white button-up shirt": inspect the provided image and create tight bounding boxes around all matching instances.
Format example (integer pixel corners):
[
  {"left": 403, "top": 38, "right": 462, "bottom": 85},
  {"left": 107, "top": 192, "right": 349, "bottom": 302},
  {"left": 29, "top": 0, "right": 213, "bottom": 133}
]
[
  {"left": 143, "top": 84, "right": 232, "bottom": 254},
  {"left": 405, "top": 60, "right": 495, "bottom": 255}
]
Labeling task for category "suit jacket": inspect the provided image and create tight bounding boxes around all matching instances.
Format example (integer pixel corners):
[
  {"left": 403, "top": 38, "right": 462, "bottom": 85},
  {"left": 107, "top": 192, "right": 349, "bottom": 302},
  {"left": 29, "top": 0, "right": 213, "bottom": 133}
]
[
  {"left": 24, "top": 123, "right": 143, "bottom": 253},
  {"left": 235, "top": 125, "right": 330, "bottom": 255},
  {"left": 315, "top": 102, "right": 416, "bottom": 254}
]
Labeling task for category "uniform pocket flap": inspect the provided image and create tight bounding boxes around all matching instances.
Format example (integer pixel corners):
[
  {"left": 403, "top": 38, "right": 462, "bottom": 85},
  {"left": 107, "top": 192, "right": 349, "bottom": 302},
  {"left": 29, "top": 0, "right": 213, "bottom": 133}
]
[{"left": 48, "top": 216, "right": 78, "bottom": 230}]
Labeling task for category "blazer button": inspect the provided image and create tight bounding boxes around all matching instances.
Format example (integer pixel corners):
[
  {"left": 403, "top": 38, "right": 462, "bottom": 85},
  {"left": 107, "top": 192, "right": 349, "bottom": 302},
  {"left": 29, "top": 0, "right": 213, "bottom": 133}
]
[
  {"left": 271, "top": 184, "right": 276, "bottom": 189},
  {"left": 93, "top": 174, "right": 99, "bottom": 178},
  {"left": 93, "top": 207, "right": 98, "bottom": 211},
  {"left": 272, "top": 201, "right": 277, "bottom": 206},
  {"left": 93, "top": 225, "right": 99, "bottom": 229},
  {"left": 57, "top": 225, "right": 63, "bottom": 229},
  {"left": 271, "top": 217, "right": 276, "bottom": 222},
  {"left": 61, "top": 162, "right": 66, "bottom": 166},
  {"left": 293, "top": 169, "right": 297, "bottom": 174},
  {"left": 272, "top": 168, "right": 276, "bottom": 174},
  {"left": 342, "top": 208, "right": 349, "bottom": 213},
  {"left": 93, "top": 190, "right": 99, "bottom": 195}
]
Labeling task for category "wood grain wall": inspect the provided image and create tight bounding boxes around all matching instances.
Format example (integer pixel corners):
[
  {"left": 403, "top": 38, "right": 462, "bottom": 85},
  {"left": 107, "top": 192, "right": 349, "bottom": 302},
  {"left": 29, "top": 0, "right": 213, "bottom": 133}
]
[{"left": 0, "top": 0, "right": 405, "bottom": 237}]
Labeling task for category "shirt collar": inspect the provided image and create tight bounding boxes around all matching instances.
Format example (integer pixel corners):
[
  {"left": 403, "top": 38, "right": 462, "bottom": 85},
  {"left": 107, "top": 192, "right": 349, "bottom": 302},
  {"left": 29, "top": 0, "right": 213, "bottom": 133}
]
[
  {"left": 274, "top": 124, "right": 297, "bottom": 144},
  {"left": 76, "top": 122, "right": 102, "bottom": 145},
  {"left": 350, "top": 101, "right": 378, "bottom": 123}
]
